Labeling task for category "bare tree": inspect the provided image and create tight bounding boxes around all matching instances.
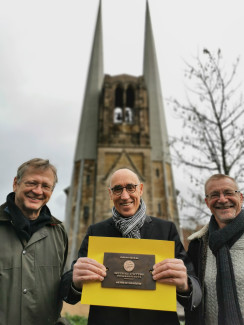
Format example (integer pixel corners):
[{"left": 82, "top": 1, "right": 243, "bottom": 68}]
[{"left": 168, "top": 49, "right": 244, "bottom": 227}]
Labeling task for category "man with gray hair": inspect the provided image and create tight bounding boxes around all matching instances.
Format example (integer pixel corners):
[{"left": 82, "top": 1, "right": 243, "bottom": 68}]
[
  {"left": 0, "top": 158, "right": 68, "bottom": 325},
  {"left": 60, "top": 168, "right": 201, "bottom": 325},
  {"left": 186, "top": 174, "right": 244, "bottom": 325}
]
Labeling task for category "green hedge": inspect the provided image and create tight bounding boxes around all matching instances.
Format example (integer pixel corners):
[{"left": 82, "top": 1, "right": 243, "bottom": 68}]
[{"left": 64, "top": 313, "right": 88, "bottom": 325}]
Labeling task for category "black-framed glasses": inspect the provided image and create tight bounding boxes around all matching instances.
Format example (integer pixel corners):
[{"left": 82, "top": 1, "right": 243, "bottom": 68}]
[
  {"left": 23, "top": 181, "right": 54, "bottom": 192},
  {"left": 110, "top": 184, "right": 140, "bottom": 196},
  {"left": 205, "top": 190, "right": 240, "bottom": 200}
]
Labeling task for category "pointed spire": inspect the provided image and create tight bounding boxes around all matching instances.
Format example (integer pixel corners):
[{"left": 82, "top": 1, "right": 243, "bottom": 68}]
[
  {"left": 65, "top": 1, "right": 103, "bottom": 262},
  {"left": 74, "top": 0, "right": 104, "bottom": 161},
  {"left": 143, "top": 1, "right": 171, "bottom": 163}
]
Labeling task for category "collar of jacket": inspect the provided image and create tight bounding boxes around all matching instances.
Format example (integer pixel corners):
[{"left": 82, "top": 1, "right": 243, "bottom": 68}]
[
  {"left": 0, "top": 202, "right": 62, "bottom": 226},
  {"left": 144, "top": 215, "right": 152, "bottom": 223},
  {"left": 188, "top": 223, "right": 209, "bottom": 241}
]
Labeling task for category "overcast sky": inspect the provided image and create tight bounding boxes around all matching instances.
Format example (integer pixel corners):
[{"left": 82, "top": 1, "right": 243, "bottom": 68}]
[{"left": 1, "top": 0, "right": 243, "bottom": 223}]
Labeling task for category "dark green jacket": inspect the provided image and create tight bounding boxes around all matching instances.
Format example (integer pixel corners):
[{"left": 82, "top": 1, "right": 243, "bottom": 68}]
[{"left": 0, "top": 202, "right": 68, "bottom": 325}]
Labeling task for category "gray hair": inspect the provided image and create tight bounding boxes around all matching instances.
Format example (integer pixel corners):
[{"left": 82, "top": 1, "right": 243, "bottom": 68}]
[
  {"left": 16, "top": 158, "right": 58, "bottom": 186},
  {"left": 205, "top": 173, "right": 238, "bottom": 194}
]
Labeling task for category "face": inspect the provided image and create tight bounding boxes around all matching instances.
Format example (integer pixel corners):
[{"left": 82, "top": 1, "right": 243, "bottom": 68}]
[
  {"left": 13, "top": 166, "right": 55, "bottom": 220},
  {"left": 205, "top": 178, "right": 243, "bottom": 228},
  {"left": 109, "top": 169, "right": 143, "bottom": 217}
]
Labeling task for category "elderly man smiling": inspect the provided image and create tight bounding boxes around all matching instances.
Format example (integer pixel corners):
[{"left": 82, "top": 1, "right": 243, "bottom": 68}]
[
  {"left": 0, "top": 158, "right": 68, "bottom": 325},
  {"left": 60, "top": 168, "right": 201, "bottom": 325},
  {"left": 186, "top": 174, "right": 244, "bottom": 325}
]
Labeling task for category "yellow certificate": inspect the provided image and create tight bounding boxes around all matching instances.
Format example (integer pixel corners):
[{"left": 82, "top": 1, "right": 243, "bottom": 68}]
[{"left": 81, "top": 236, "right": 176, "bottom": 311}]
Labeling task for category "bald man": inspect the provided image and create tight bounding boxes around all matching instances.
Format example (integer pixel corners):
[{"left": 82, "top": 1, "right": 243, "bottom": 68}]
[{"left": 60, "top": 168, "right": 201, "bottom": 325}]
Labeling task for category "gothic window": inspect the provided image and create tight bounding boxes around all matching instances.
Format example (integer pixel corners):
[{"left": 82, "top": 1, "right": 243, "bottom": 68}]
[
  {"left": 126, "top": 86, "right": 134, "bottom": 108},
  {"left": 115, "top": 85, "right": 123, "bottom": 107},
  {"left": 156, "top": 168, "right": 160, "bottom": 178},
  {"left": 114, "top": 85, "right": 123, "bottom": 123},
  {"left": 114, "top": 107, "right": 123, "bottom": 124},
  {"left": 83, "top": 206, "right": 89, "bottom": 221},
  {"left": 125, "top": 107, "right": 133, "bottom": 123},
  {"left": 125, "top": 86, "right": 134, "bottom": 123}
]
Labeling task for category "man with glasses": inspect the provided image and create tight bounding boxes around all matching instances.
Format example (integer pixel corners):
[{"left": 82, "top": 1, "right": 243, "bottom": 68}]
[
  {"left": 60, "top": 168, "right": 201, "bottom": 325},
  {"left": 0, "top": 158, "right": 68, "bottom": 325},
  {"left": 186, "top": 174, "right": 244, "bottom": 325}
]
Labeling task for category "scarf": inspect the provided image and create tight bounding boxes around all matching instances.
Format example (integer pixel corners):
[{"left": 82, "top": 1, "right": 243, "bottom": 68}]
[
  {"left": 112, "top": 199, "right": 146, "bottom": 238},
  {"left": 209, "top": 209, "right": 244, "bottom": 325},
  {"left": 6, "top": 192, "right": 51, "bottom": 242}
]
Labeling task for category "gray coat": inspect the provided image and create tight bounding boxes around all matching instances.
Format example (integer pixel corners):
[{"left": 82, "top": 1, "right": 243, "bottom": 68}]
[{"left": 0, "top": 203, "right": 68, "bottom": 325}]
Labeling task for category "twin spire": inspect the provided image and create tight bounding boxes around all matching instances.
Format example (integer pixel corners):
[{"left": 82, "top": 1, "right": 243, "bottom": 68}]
[
  {"left": 65, "top": 1, "right": 178, "bottom": 264},
  {"left": 75, "top": 0, "right": 104, "bottom": 161},
  {"left": 74, "top": 0, "right": 170, "bottom": 163}
]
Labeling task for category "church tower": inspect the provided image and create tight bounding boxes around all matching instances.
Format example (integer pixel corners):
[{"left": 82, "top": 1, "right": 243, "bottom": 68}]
[{"left": 65, "top": 1, "right": 179, "bottom": 265}]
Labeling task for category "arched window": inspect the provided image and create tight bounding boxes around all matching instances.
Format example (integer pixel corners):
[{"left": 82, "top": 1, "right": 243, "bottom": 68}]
[
  {"left": 126, "top": 86, "right": 134, "bottom": 108},
  {"left": 114, "top": 107, "right": 123, "bottom": 124},
  {"left": 125, "top": 107, "right": 133, "bottom": 123},
  {"left": 125, "top": 86, "right": 134, "bottom": 123},
  {"left": 156, "top": 168, "right": 160, "bottom": 178},
  {"left": 83, "top": 206, "right": 89, "bottom": 221},
  {"left": 114, "top": 85, "right": 123, "bottom": 124},
  {"left": 115, "top": 86, "right": 123, "bottom": 107}
]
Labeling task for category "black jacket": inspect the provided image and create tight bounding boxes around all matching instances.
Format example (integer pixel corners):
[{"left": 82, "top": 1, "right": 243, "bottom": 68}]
[{"left": 60, "top": 216, "right": 202, "bottom": 325}]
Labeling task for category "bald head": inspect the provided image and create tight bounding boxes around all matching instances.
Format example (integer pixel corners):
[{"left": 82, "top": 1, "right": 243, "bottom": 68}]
[
  {"left": 109, "top": 168, "right": 143, "bottom": 217},
  {"left": 110, "top": 168, "right": 140, "bottom": 187}
]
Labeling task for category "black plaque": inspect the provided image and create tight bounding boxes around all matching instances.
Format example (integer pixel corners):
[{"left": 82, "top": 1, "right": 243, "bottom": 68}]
[{"left": 102, "top": 252, "right": 155, "bottom": 290}]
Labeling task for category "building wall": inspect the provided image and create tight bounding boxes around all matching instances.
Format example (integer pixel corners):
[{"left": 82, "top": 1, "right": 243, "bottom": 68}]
[{"left": 66, "top": 74, "right": 179, "bottom": 264}]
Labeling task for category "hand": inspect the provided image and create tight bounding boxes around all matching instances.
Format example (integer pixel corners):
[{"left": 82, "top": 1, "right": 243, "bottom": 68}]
[
  {"left": 152, "top": 258, "right": 189, "bottom": 293},
  {"left": 72, "top": 257, "right": 107, "bottom": 290}
]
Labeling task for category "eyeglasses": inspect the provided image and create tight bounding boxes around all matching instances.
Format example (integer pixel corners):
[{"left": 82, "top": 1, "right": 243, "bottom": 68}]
[
  {"left": 110, "top": 184, "right": 140, "bottom": 196},
  {"left": 23, "top": 181, "right": 54, "bottom": 192},
  {"left": 205, "top": 190, "right": 240, "bottom": 200}
]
